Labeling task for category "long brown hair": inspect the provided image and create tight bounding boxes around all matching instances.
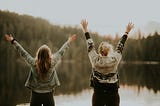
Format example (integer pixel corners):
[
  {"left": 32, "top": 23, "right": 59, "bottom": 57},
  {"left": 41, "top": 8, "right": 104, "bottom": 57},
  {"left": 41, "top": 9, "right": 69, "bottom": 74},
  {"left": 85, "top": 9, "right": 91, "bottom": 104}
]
[{"left": 35, "top": 45, "right": 51, "bottom": 80}]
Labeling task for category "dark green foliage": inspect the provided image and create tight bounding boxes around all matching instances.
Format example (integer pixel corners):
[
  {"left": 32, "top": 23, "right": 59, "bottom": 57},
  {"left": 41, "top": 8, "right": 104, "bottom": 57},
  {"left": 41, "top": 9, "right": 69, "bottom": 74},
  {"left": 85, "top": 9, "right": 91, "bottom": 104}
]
[
  {"left": 123, "top": 32, "right": 160, "bottom": 61},
  {"left": 0, "top": 10, "right": 160, "bottom": 105},
  {"left": 0, "top": 10, "right": 105, "bottom": 105}
]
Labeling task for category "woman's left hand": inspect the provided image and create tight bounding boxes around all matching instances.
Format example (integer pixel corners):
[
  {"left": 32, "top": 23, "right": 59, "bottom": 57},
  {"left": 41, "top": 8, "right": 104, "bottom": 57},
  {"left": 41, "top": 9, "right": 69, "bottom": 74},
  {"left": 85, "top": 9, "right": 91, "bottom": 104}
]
[{"left": 125, "top": 22, "right": 134, "bottom": 34}]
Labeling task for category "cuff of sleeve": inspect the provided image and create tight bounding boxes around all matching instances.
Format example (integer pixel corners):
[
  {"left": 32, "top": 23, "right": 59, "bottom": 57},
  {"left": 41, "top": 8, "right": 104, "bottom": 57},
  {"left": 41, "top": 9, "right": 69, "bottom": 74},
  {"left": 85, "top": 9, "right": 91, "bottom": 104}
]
[
  {"left": 85, "top": 32, "right": 90, "bottom": 39},
  {"left": 66, "top": 39, "right": 71, "bottom": 46},
  {"left": 11, "top": 39, "right": 16, "bottom": 44},
  {"left": 123, "top": 34, "right": 128, "bottom": 39},
  {"left": 125, "top": 32, "right": 128, "bottom": 35}
]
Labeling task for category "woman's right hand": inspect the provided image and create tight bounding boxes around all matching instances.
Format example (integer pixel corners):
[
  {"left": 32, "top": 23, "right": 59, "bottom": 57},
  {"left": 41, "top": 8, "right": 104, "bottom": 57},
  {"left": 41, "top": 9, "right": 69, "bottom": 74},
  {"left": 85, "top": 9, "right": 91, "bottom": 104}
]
[
  {"left": 5, "top": 34, "right": 14, "bottom": 42},
  {"left": 81, "top": 19, "right": 88, "bottom": 33},
  {"left": 68, "top": 34, "right": 77, "bottom": 43}
]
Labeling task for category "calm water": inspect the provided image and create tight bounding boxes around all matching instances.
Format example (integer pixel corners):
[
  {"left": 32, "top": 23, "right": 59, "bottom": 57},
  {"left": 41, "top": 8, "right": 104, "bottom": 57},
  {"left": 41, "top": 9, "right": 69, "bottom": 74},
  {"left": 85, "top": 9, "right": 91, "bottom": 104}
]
[
  {"left": 1, "top": 63, "right": 160, "bottom": 106},
  {"left": 17, "top": 86, "right": 160, "bottom": 106}
]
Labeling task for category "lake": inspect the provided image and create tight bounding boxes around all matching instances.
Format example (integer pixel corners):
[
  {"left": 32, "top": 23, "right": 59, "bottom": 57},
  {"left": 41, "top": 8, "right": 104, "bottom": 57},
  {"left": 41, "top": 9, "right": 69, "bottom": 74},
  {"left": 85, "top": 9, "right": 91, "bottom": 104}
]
[
  {"left": 17, "top": 86, "right": 160, "bottom": 106},
  {"left": 0, "top": 63, "right": 160, "bottom": 106}
]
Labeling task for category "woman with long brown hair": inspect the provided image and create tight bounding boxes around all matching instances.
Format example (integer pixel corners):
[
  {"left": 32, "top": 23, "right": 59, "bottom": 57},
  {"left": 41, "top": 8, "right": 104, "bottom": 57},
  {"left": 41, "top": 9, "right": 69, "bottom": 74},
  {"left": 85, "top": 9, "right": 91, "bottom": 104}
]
[{"left": 5, "top": 34, "right": 76, "bottom": 106}]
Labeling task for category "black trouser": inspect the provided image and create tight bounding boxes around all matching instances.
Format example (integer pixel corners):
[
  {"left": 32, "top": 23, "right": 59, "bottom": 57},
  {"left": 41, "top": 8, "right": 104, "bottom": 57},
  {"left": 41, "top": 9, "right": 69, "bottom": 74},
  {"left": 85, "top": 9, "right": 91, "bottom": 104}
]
[
  {"left": 92, "top": 88, "right": 120, "bottom": 106},
  {"left": 30, "top": 91, "right": 55, "bottom": 106},
  {"left": 90, "top": 71, "right": 120, "bottom": 106}
]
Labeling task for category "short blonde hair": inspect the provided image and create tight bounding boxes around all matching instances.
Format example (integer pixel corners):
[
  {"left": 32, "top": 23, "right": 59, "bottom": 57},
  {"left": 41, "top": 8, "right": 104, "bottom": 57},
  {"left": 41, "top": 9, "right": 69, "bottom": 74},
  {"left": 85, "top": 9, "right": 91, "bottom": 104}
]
[{"left": 98, "top": 42, "right": 114, "bottom": 55}]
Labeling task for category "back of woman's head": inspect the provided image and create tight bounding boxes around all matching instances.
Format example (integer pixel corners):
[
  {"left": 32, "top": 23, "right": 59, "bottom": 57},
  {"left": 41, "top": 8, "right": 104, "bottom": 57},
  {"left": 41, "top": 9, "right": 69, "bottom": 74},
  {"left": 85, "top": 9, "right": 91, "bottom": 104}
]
[
  {"left": 36, "top": 45, "right": 52, "bottom": 79},
  {"left": 98, "top": 42, "right": 114, "bottom": 56}
]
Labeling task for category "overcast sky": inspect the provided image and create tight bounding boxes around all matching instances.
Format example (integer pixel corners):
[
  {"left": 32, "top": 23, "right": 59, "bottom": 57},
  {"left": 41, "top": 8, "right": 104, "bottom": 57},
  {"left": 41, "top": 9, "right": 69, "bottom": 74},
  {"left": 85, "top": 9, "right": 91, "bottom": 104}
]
[{"left": 0, "top": 0, "right": 160, "bottom": 36}]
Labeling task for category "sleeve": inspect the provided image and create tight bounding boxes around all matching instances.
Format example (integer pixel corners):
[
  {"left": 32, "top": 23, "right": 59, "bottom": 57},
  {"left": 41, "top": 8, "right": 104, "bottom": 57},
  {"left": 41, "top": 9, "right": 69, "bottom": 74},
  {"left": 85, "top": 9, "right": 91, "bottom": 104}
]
[
  {"left": 12, "top": 40, "right": 35, "bottom": 65},
  {"left": 84, "top": 32, "right": 98, "bottom": 64},
  {"left": 114, "top": 34, "right": 128, "bottom": 61},
  {"left": 115, "top": 34, "right": 128, "bottom": 54},
  {"left": 52, "top": 39, "right": 70, "bottom": 63}
]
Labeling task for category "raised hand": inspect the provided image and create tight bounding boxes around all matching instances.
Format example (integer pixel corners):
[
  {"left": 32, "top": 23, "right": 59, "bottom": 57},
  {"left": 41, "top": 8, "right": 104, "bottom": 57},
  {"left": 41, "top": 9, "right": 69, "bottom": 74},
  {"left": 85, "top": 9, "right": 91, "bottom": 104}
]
[
  {"left": 125, "top": 22, "right": 134, "bottom": 34},
  {"left": 68, "top": 34, "right": 77, "bottom": 43},
  {"left": 81, "top": 19, "right": 88, "bottom": 33},
  {"left": 5, "top": 34, "right": 14, "bottom": 42}
]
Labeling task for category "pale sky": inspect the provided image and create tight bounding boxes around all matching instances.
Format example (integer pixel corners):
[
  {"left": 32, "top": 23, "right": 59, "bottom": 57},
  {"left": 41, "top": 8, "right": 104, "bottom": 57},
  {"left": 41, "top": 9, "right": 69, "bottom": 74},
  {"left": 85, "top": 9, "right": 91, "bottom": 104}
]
[{"left": 0, "top": 0, "right": 160, "bottom": 36}]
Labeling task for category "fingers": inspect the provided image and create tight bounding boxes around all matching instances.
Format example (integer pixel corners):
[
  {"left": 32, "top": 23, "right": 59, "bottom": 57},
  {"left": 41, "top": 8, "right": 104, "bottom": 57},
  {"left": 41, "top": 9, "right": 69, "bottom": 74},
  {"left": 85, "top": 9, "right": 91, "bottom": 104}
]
[
  {"left": 5, "top": 34, "right": 13, "bottom": 38},
  {"left": 81, "top": 19, "right": 88, "bottom": 26},
  {"left": 126, "top": 22, "right": 134, "bottom": 30},
  {"left": 69, "top": 34, "right": 76, "bottom": 43},
  {"left": 125, "top": 22, "right": 134, "bottom": 33},
  {"left": 71, "top": 34, "right": 77, "bottom": 40},
  {"left": 5, "top": 34, "right": 9, "bottom": 37},
  {"left": 81, "top": 19, "right": 88, "bottom": 33},
  {"left": 5, "top": 34, "right": 10, "bottom": 39},
  {"left": 5, "top": 34, "right": 10, "bottom": 41},
  {"left": 9, "top": 34, "right": 13, "bottom": 37},
  {"left": 5, "top": 34, "right": 14, "bottom": 42},
  {"left": 72, "top": 34, "right": 76, "bottom": 37},
  {"left": 128, "top": 22, "right": 134, "bottom": 28},
  {"left": 81, "top": 19, "right": 86, "bottom": 24},
  {"left": 5, "top": 34, "right": 12, "bottom": 36}
]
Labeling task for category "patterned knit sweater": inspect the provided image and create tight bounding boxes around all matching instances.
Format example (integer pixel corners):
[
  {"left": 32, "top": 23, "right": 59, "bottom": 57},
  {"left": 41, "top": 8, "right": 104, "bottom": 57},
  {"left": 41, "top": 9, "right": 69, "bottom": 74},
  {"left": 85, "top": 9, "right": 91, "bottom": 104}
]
[
  {"left": 12, "top": 40, "right": 70, "bottom": 93},
  {"left": 85, "top": 32, "right": 128, "bottom": 84}
]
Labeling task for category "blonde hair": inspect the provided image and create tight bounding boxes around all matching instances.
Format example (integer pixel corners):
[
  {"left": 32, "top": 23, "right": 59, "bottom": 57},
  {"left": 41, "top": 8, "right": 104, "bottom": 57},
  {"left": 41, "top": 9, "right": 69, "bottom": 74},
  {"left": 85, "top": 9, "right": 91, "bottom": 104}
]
[
  {"left": 98, "top": 42, "right": 114, "bottom": 56},
  {"left": 35, "top": 45, "right": 52, "bottom": 79}
]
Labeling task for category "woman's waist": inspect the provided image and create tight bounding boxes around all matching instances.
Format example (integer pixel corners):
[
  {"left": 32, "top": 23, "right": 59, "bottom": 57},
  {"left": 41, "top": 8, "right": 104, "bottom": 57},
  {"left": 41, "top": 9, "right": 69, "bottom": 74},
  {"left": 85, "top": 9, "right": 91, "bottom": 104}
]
[
  {"left": 33, "top": 88, "right": 54, "bottom": 93},
  {"left": 90, "top": 69, "right": 119, "bottom": 87},
  {"left": 92, "top": 69, "right": 118, "bottom": 79},
  {"left": 93, "top": 82, "right": 119, "bottom": 94}
]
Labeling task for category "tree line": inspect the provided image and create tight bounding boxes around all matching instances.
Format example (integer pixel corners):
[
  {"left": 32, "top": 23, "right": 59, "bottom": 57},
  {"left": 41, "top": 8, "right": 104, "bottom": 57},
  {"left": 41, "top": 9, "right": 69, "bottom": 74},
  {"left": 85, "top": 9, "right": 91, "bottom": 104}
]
[{"left": 0, "top": 10, "right": 160, "bottom": 105}]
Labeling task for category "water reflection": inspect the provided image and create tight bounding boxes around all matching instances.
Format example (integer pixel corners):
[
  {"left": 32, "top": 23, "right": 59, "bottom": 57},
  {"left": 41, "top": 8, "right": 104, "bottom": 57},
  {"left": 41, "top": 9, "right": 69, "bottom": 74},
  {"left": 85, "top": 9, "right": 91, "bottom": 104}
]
[
  {"left": 56, "top": 86, "right": 160, "bottom": 106},
  {"left": 0, "top": 63, "right": 160, "bottom": 106},
  {"left": 119, "top": 63, "right": 160, "bottom": 93},
  {"left": 120, "top": 86, "right": 160, "bottom": 106},
  {"left": 17, "top": 86, "right": 160, "bottom": 106}
]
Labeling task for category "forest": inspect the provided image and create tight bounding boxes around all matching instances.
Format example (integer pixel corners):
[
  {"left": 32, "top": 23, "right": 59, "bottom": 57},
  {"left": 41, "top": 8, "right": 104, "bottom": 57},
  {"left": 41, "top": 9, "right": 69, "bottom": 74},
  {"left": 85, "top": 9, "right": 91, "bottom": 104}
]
[{"left": 0, "top": 10, "right": 160, "bottom": 105}]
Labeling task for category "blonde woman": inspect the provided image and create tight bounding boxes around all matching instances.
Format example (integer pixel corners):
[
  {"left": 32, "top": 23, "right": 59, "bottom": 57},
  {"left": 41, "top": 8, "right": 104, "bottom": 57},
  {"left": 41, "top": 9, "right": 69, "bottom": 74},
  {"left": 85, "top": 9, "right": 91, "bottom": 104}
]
[
  {"left": 81, "top": 19, "right": 134, "bottom": 106},
  {"left": 5, "top": 34, "right": 76, "bottom": 106}
]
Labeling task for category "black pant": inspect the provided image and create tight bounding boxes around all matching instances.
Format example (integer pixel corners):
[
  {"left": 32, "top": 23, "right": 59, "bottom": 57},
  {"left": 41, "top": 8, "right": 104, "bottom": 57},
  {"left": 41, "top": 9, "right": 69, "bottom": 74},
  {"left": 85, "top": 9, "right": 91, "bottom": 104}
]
[
  {"left": 92, "top": 89, "right": 120, "bottom": 106},
  {"left": 30, "top": 91, "right": 55, "bottom": 106}
]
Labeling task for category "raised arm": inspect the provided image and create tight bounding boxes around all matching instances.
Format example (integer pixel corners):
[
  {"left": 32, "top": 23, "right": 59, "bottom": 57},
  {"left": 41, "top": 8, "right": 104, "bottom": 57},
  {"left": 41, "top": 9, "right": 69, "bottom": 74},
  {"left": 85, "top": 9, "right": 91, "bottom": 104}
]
[
  {"left": 53, "top": 34, "right": 76, "bottom": 62},
  {"left": 81, "top": 19, "right": 97, "bottom": 53},
  {"left": 115, "top": 22, "right": 134, "bottom": 54},
  {"left": 81, "top": 19, "right": 99, "bottom": 66},
  {"left": 81, "top": 19, "right": 88, "bottom": 33},
  {"left": 5, "top": 34, "right": 34, "bottom": 65}
]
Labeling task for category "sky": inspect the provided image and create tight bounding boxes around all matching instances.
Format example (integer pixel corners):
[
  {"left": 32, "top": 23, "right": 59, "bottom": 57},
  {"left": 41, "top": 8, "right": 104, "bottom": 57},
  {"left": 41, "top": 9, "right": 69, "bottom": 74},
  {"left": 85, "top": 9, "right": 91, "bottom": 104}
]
[{"left": 0, "top": 0, "right": 160, "bottom": 36}]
